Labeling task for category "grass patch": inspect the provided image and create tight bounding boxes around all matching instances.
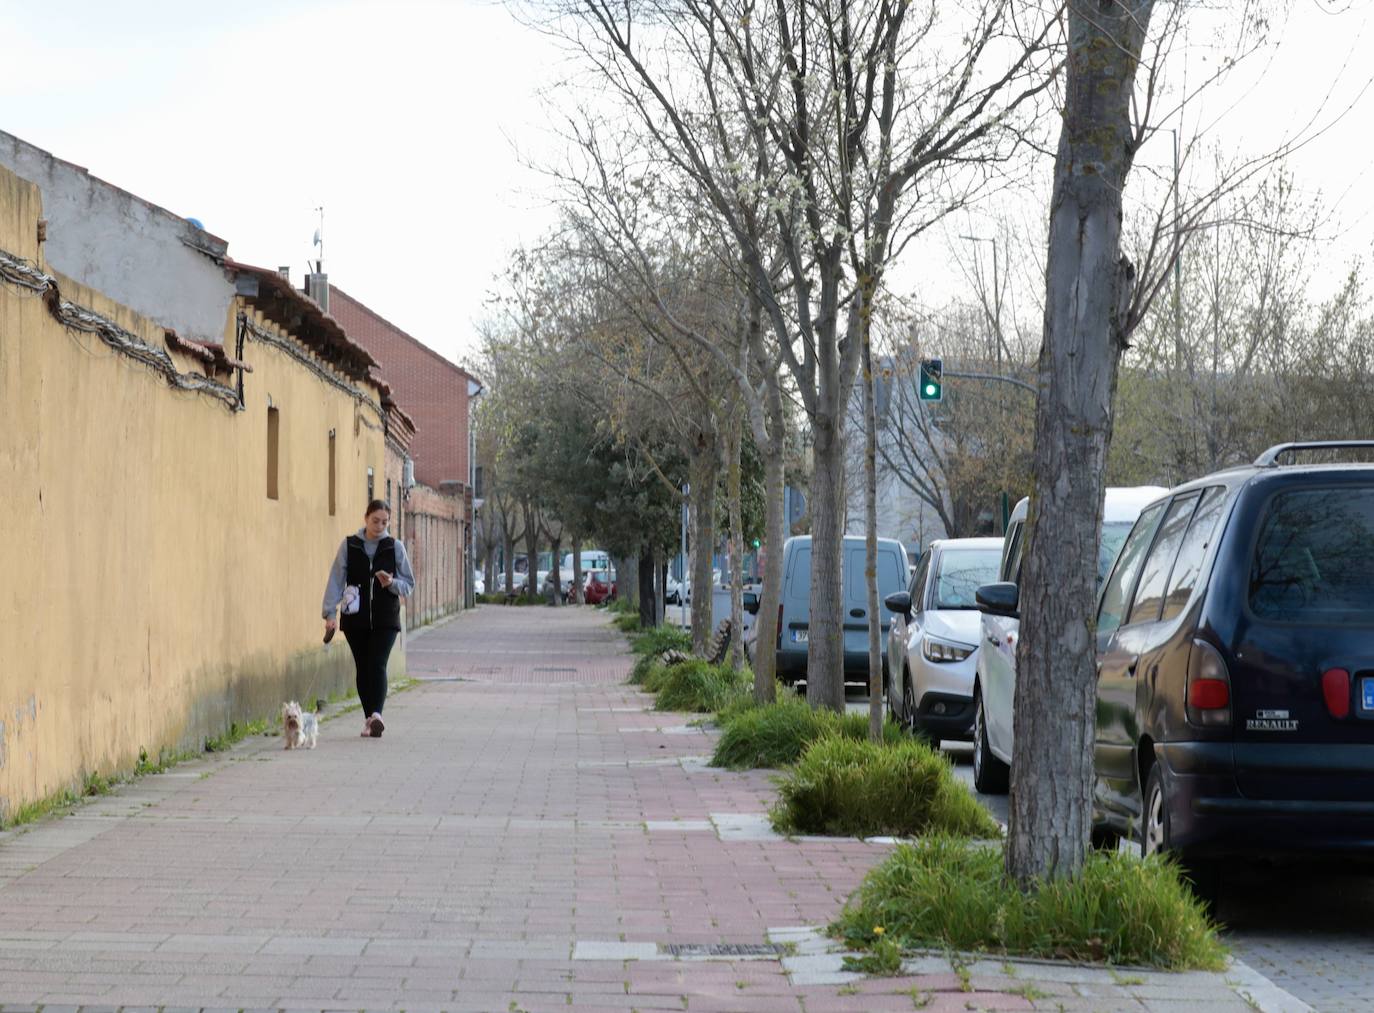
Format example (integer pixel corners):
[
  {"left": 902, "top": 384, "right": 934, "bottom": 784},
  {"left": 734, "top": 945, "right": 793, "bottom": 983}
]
[
  {"left": 629, "top": 625, "right": 693, "bottom": 657},
  {"left": 203, "top": 717, "right": 271, "bottom": 753},
  {"left": 626, "top": 626, "right": 693, "bottom": 685},
  {"left": 653, "top": 659, "right": 751, "bottom": 713},
  {"left": 612, "top": 611, "right": 641, "bottom": 633},
  {"left": 711, "top": 692, "right": 905, "bottom": 770},
  {"left": 832, "top": 835, "right": 1227, "bottom": 970},
  {"left": 771, "top": 735, "right": 1001, "bottom": 839}
]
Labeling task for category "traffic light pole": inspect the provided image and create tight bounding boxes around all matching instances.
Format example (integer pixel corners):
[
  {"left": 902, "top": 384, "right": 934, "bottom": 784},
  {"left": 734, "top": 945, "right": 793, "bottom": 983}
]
[{"left": 939, "top": 369, "right": 1036, "bottom": 395}]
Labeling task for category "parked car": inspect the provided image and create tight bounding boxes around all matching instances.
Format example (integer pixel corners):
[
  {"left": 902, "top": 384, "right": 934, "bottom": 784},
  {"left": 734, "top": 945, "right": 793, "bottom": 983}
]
[
  {"left": 584, "top": 570, "right": 617, "bottom": 605},
  {"left": 757, "top": 535, "right": 910, "bottom": 686},
  {"left": 473, "top": 571, "right": 485, "bottom": 596},
  {"left": 884, "top": 537, "right": 1004, "bottom": 741},
  {"left": 972, "top": 485, "right": 1168, "bottom": 794},
  {"left": 1084, "top": 441, "right": 1374, "bottom": 885}
]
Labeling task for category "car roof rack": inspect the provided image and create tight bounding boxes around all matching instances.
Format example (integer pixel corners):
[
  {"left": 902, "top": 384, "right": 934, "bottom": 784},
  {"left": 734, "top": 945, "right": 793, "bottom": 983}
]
[{"left": 1253, "top": 440, "right": 1374, "bottom": 467}]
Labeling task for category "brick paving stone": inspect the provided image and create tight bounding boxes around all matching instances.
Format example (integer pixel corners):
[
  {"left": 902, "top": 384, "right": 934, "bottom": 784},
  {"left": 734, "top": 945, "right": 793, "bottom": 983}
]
[{"left": 0, "top": 606, "right": 1294, "bottom": 1013}]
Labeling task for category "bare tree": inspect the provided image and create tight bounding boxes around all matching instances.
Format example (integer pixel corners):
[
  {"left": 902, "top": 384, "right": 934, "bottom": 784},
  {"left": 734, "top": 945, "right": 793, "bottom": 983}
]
[{"left": 543, "top": 0, "right": 1059, "bottom": 710}]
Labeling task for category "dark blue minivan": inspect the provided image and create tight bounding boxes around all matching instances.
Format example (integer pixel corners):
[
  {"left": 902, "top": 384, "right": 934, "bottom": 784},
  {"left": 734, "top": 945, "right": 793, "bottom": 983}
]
[{"left": 1091, "top": 442, "right": 1374, "bottom": 884}]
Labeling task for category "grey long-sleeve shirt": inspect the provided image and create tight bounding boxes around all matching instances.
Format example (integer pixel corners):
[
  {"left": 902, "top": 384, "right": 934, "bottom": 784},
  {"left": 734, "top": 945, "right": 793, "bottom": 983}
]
[{"left": 321, "top": 528, "right": 416, "bottom": 619}]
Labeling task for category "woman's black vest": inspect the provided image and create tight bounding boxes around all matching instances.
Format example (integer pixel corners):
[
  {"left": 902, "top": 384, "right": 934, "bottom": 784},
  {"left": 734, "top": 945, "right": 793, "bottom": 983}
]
[{"left": 340, "top": 535, "right": 402, "bottom": 633}]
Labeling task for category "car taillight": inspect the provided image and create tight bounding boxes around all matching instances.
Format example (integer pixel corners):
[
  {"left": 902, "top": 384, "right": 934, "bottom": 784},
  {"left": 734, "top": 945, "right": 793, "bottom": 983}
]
[
  {"left": 1186, "top": 639, "right": 1231, "bottom": 728},
  {"left": 1322, "top": 668, "right": 1351, "bottom": 719}
]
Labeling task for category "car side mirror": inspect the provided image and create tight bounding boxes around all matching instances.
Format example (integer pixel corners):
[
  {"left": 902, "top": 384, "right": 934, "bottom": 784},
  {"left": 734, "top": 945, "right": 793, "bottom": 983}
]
[
  {"left": 743, "top": 591, "right": 761, "bottom": 615},
  {"left": 883, "top": 591, "right": 913, "bottom": 616},
  {"left": 975, "top": 582, "right": 1019, "bottom": 619}
]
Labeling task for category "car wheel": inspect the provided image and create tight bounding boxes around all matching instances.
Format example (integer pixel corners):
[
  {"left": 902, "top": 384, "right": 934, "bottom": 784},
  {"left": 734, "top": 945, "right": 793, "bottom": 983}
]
[
  {"left": 972, "top": 688, "right": 1009, "bottom": 795},
  {"left": 1142, "top": 764, "right": 1220, "bottom": 906},
  {"left": 1090, "top": 822, "right": 1121, "bottom": 852}
]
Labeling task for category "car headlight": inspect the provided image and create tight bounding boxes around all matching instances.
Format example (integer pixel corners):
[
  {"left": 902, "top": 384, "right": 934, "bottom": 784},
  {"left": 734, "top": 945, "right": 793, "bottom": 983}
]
[{"left": 922, "top": 636, "right": 975, "bottom": 663}]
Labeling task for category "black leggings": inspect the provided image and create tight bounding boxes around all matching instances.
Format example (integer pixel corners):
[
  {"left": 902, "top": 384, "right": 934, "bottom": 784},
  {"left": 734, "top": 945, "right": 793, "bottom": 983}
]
[{"left": 342, "top": 627, "right": 398, "bottom": 717}]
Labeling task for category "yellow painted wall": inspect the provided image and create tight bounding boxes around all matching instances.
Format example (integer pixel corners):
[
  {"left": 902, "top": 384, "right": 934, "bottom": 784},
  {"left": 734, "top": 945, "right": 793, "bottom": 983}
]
[{"left": 0, "top": 165, "right": 400, "bottom": 820}]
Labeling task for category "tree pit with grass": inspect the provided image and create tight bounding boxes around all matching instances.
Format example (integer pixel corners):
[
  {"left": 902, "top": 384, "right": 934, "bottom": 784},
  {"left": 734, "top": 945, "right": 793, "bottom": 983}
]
[
  {"left": 832, "top": 835, "right": 1227, "bottom": 971},
  {"left": 711, "top": 691, "right": 904, "bottom": 770},
  {"left": 771, "top": 735, "right": 1001, "bottom": 839},
  {"left": 626, "top": 626, "right": 693, "bottom": 685},
  {"left": 652, "top": 659, "right": 751, "bottom": 713}
]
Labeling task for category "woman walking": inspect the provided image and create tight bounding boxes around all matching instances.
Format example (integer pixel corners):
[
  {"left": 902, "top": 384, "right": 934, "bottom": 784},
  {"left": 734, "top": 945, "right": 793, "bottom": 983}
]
[{"left": 322, "top": 499, "right": 415, "bottom": 737}]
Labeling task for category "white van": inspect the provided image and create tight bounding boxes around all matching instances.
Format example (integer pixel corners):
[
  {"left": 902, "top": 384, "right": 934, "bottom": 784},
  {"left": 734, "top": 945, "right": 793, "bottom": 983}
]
[
  {"left": 562, "top": 549, "right": 610, "bottom": 575},
  {"left": 971, "top": 487, "right": 1167, "bottom": 793}
]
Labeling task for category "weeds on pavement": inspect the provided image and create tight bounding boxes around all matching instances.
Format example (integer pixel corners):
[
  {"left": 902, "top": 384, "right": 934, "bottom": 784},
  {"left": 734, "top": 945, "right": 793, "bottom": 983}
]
[
  {"left": 832, "top": 835, "right": 1227, "bottom": 971},
  {"left": 770, "top": 736, "right": 1001, "bottom": 839}
]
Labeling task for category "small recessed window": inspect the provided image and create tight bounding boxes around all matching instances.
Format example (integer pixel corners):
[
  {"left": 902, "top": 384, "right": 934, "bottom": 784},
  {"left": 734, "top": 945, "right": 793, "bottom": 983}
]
[
  {"left": 328, "top": 431, "right": 336, "bottom": 516},
  {"left": 267, "top": 407, "right": 280, "bottom": 500},
  {"left": 367, "top": 466, "right": 374, "bottom": 502}
]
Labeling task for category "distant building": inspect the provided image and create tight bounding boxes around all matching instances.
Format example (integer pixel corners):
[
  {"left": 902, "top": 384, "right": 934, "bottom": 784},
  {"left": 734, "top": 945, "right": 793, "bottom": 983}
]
[{"left": 326, "top": 286, "right": 478, "bottom": 624}]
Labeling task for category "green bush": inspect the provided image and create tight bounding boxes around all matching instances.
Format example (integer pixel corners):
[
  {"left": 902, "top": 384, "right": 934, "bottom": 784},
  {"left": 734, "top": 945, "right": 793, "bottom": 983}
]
[
  {"left": 653, "top": 660, "right": 751, "bottom": 713},
  {"left": 771, "top": 735, "right": 1000, "bottom": 839},
  {"left": 711, "top": 693, "right": 904, "bottom": 770},
  {"left": 629, "top": 625, "right": 692, "bottom": 657},
  {"left": 832, "top": 836, "right": 1227, "bottom": 970},
  {"left": 612, "top": 611, "right": 641, "bottom": 633}
]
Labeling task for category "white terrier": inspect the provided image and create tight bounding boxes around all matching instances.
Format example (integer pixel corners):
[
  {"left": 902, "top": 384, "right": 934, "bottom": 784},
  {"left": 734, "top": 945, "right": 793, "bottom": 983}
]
[{"left": 281, "top": 700, "right": 320, "bottom": 750}]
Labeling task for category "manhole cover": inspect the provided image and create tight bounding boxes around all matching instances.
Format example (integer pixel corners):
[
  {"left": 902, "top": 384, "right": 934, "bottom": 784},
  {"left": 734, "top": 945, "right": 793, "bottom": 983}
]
[{"left": 660, "top": 943, "right": 788, "bottom": 958}]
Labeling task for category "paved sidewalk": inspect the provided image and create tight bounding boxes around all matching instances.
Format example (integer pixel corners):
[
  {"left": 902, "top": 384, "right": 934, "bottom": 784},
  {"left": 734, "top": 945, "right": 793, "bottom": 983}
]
[{"left": 0, "top": 606, "right": 1287, "bottom": 1011}]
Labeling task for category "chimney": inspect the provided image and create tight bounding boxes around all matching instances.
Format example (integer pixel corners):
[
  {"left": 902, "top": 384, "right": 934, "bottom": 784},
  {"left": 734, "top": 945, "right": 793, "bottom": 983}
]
[
  {"left": 304, "top": 270, "right": 329, "bottom": 313},
  {"left": 277, "top": 266, "right": 291, "bottom": 282}
]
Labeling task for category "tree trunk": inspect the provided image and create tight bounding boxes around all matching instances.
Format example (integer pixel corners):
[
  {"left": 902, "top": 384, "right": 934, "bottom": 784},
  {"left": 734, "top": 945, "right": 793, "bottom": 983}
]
[
  {"left": 618, "top": 553, "right": 639, "bottom": 607},
  {"left": 1007, "top": 0, "right": 1153, "bottom": 887},
  {"left": 727, "top": 415, "right": 746, "bottom": 672},
  {"left": 522, "top": 502, "right": 540, "bottom": 601},
  {"left": 861, "top": 286, "right": 883, "bottom": 741},
  {"left": 751, "top": 385, "right": 785, "bottom": 702},
  {"left": 638, "top": 554, "right": 657, "bottom": 628},
  {"left": 503, "top": 536, "right": 516, "bottom": 595},
  {"left": 806, "top": 413, "right": 847, "bottom": 712},
  {"left": 689, "top": 436, "right": 719, "bottom": 654},
  {"left": 572, "top": 544, "right": 584, "bottom": 605},
  {"left": 550, "top": 536, "right": 563, "bottom": 606},
  {"left": 656, "top": 553, "right": 667, "bottom": 626}
]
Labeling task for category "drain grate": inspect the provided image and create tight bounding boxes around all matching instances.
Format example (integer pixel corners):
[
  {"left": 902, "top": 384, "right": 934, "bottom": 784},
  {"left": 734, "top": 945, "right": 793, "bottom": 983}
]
[{"left": 661, "top": 943, "right": 789, "bottom": 958}]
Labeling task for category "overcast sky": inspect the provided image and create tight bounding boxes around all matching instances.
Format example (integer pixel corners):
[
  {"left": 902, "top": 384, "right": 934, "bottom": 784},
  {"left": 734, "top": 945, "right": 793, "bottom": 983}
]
[{"left": 2, "top": 1, "right": 1371, "bottom": 371}]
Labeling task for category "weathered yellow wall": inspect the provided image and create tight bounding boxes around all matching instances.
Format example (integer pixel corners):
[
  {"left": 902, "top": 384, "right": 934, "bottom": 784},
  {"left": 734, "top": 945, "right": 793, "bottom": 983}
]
[{"left": 0, "top": 165, "right": 399, "bottom": 819}]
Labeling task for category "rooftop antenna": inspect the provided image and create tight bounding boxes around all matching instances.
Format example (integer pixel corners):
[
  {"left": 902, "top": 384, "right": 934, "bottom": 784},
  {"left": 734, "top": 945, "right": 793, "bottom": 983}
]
[{"left": 311, "top": 206, "right": 324, "bottom": 273}]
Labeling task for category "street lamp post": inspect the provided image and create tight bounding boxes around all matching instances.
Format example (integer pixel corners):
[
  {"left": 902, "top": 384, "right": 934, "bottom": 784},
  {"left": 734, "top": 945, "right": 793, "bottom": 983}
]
[{"left": 466, "top": 378, "right": 484, "bottom": 610}]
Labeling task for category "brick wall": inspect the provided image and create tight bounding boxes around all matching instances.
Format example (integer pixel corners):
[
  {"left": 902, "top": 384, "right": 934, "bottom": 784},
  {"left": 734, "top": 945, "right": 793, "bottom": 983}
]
[
  {"left": 404, "top": 483, "right": 465, "bottom": 628},
  {"left": 327, "top": 286, "right": 473, "bottom": 489}
]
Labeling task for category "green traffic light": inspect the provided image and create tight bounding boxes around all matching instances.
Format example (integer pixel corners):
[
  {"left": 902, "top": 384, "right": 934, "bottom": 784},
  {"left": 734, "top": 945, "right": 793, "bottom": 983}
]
[{"left": 924, "top": 383, "right": 937, "bottom": 397}]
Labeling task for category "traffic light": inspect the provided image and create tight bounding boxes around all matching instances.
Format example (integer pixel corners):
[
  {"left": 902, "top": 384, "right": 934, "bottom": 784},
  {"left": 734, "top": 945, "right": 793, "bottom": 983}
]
[
  {"left": 918, "top": 358, "right": 943, "bottom": 402},
  {"left": 752, "top": 538, "right": 761, "bottom": 549}
]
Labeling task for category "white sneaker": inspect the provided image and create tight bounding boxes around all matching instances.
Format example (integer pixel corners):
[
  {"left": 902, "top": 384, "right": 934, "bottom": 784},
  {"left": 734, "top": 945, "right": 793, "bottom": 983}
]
[
  {"left": 368, "top": 713, "right": 385, "bottom": 738},
  {"left": 361, "top": 720, "right": 371, "bottom": 737}
]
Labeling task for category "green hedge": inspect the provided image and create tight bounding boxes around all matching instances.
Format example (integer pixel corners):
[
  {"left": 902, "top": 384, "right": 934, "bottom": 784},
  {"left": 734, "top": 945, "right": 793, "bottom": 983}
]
[{"left": 832, "top": 836, "right": 1227, "bottom": 970}]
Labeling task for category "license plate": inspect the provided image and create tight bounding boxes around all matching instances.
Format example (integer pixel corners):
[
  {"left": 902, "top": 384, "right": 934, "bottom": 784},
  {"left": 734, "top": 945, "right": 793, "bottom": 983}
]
[
  {"left": 1362, "top": 676, "right": 1374, "bottom": 712},
  {"left": 792, "top": 630, "right": 808, "bottom": 643}
]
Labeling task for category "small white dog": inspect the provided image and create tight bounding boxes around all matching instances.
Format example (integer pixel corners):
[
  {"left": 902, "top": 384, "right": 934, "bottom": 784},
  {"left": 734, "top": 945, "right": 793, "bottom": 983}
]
[{"left": 281, "top": 700, "right": 320, "bottom": 750}]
